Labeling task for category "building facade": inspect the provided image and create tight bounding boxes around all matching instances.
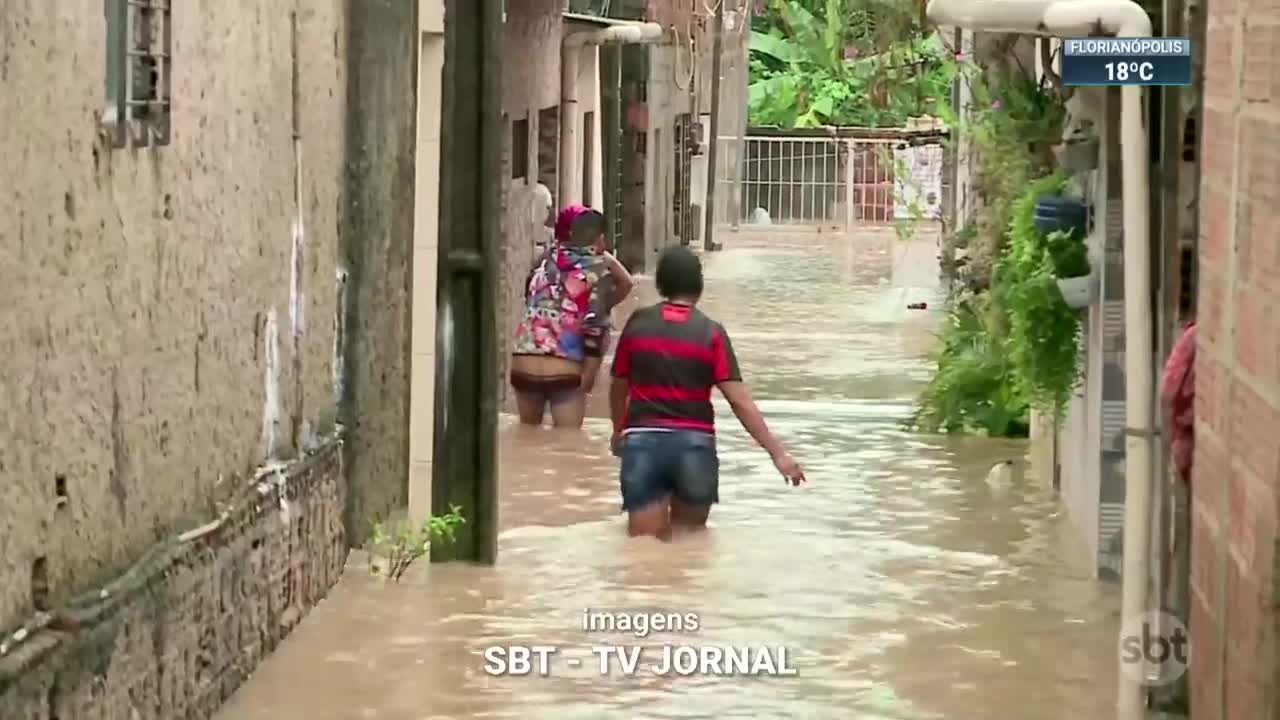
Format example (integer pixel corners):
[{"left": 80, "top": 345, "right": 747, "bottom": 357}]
[{"left": 494, "top": 0, "right": 750, "bottom": 409}]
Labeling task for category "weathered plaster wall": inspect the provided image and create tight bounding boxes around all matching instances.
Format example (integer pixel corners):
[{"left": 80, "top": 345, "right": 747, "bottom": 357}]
[
  {"left": 0, "top": 0, "right": 346, "bottom": 634},
  {"left": 339, "top": 0, "right": 420, "bottom": 541},
  {"left": 0, "top": 444, "right": 347, "bottom": 718},
  {"left": 0, "top": 0, "right": 426, "bottom": 713},
  {"left": 499, "top": 0, "right": 564, "bottom": 408}
]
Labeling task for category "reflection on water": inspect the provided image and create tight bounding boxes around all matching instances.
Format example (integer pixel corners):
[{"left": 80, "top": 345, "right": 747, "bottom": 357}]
[{"left": 217, "top": 232, "right": 1120, "bottom": 720}]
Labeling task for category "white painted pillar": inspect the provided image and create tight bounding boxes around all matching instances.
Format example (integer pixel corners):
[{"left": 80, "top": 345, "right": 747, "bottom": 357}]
[{"left": 408, "top": 0, "right": 446, "bottom": 522}]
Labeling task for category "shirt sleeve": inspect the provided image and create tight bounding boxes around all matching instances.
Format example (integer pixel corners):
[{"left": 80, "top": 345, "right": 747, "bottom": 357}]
[
  {"left": 710, "top": 323, "right": 742, "bottom": 383},
  {"left": 610, "top": 317, "right": 635, "bottom": 378}
]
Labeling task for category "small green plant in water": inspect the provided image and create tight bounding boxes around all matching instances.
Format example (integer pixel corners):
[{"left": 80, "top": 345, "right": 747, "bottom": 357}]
[
  {"left": 367, "top": 505, "right": 466, "bottom": 582},
  {"left": 910, "top": 293, "right": 1029, "bottom": 437}
]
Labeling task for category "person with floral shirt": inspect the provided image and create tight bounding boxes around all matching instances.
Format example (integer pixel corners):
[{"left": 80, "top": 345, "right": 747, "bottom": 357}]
[{"left": 510, "top": 208, "right": 633, "bottom": 427}]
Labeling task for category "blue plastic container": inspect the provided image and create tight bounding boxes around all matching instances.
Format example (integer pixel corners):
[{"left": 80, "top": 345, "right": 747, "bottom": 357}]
[{"left": 1033, "top": 195, "right": 1089, "bottom": 238}]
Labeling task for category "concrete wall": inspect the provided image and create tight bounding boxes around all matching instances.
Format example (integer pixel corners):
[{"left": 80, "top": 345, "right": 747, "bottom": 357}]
[
  {"left": 0, "top": 0, "right": 347, "bottom": 633},
  {"left": 573, "top": 45, "right": 606, "bottom": 212},
  {"left": 644, "top": 42, "right": 681, "bottom": 265},
  {"left": 339, "top": 0, "right": 421, "bottom": 542},
  {"left": 1189, "top": 0, "right": 1280, "bottom": 714},
  {"left": 499, "top": 0, "right": 564, "bottom": 407},
  {"left": 497, "top": 6, "right": 610, "bottom": 409},
  {"left": 0, "top": 0, "right": 424, "bottom": 713}
]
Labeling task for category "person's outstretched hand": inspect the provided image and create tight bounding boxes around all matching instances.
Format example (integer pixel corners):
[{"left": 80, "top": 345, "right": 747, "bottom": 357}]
[{"left": 771, "top": 451, "right": 806, "bottom": 486}]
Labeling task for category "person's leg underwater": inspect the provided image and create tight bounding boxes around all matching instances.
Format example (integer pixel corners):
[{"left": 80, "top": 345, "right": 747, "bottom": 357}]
[
  {"left": 669, "top": 431, "right": 719, "bottom": 531},
  {"left": 550, "top": 353, "right": 603, "bottom": 429},
  {"left": 617, "top": 432, "right": 674, "bottom": 540},
  {"left": 514, "top": 390, "right": 547, "bottom": 426},
  {"left": 548, "top": 389, "right": 587, "bottom": 428}
]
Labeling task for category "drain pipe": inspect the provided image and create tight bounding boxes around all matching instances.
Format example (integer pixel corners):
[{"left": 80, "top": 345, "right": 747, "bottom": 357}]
[
  {"left": 560, "top": 22, "right": 664, "bottom": 209},
  {"left": 925, "top": 1, "right": 1153, "bottom": 718},
  {"left": 1046, "top": 10, "right": 1155, "bottom": 720}
]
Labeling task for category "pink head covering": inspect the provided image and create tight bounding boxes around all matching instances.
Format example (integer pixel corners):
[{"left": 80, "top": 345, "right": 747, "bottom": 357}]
[{"left": 554, "top": 204, "right": 589, "bottom": 243}]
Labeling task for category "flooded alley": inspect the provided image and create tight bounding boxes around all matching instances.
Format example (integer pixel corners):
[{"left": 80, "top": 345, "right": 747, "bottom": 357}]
[{"left": 216, "top": 233, "right": 1121, "bottom": 720}]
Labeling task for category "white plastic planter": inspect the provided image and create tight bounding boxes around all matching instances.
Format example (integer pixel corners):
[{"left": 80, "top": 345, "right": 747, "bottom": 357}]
[{"left": 1056, "top": 273, "right": 1098, "bottom": 309}]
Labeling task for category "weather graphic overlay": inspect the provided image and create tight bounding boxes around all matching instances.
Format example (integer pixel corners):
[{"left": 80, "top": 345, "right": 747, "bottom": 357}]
[{"left": 1061, "top": 37, "right": 1192, "bottom": 86}]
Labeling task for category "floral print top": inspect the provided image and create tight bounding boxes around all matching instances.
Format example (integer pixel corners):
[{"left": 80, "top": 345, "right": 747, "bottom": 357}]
[{"left": 512, "top": 244, "right": 614, "bottom": 362}]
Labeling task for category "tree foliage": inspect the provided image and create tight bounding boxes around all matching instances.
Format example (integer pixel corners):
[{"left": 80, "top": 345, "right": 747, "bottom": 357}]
[{"left": 748, "top": 0, "right": 955, "bottom": 127}]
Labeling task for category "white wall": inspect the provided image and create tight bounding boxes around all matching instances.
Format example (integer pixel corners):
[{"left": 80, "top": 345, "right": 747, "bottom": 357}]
[{"left": 409, "top": 0, "right": 447, "bottom": 521}]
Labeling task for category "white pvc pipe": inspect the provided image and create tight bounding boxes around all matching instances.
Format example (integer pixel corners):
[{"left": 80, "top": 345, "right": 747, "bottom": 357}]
[
  {"left": 1043, "top": 9, "right": 1153, "bottom": 720},
  {"left": 559, "top": 22, "right": 664, "bottom": 209},
  {"left": 927, "top": 2, "right": 1154, "bottom": 719}
]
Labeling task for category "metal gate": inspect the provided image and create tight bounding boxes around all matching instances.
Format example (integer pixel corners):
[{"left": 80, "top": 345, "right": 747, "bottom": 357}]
[{"left": 714, "top": 133, "right": 946, "bottom": 232}]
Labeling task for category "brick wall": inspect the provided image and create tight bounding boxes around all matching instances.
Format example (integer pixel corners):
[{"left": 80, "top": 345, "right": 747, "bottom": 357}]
[
  {"left": 1190, "top": 0, "right": 1280, "bottom": 715},
  {"left": 0, "top": 441, "right": 347, "bottom": 719}
]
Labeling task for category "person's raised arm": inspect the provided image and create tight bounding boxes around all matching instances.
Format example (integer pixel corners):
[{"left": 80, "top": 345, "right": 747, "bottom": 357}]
[{"left": 710, "top": 325, "right": 805, "bottom": 485}]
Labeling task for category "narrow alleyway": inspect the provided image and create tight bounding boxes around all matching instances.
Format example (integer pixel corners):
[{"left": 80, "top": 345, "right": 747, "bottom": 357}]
[{"left": 216, "top": 232, "right": 1120, "bottom": 720}]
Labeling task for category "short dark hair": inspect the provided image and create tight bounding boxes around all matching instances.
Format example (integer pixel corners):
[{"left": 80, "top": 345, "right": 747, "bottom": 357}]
[
  {"left": 655, "top": 246, "right": 704, "bottom": 299},
  {"left": 567, "top": 209, "right": 608, "bottom": 247}
]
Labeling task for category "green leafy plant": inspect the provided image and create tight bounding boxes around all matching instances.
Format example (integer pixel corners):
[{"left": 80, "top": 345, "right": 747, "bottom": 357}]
[
  {"left": 911, "top": 40, "right": 1073, "bottom": 437},
  {"left": 936, "top": 61, "right": 1068, "bottom": 284},
  {"left": 939, "top": 218, "right": 977, "bottom": 289},
  {"left": 748, "top": 0, "right": 958, "bottom": 128},
  {"left": 910, "top": 293, "right": 1029, "bottom": 436},
  {"left": 367, "top": 505, "right": 466, "bottom": 582},
  {"left": 997, "top": 173, "right": 1089, "bottom": 415}
]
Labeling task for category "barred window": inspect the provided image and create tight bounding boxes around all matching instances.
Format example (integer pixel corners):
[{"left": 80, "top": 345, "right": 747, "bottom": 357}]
[{"left": 104, "top": 0, "right": 172, "bottom": 148}]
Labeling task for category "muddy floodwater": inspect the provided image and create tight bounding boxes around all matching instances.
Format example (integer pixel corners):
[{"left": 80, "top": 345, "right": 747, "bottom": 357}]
[{"left": 217, "top": 232, "right": 1121, "bottom": 720}]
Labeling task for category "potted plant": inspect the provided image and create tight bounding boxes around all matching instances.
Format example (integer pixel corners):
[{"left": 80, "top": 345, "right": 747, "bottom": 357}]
[
  {"left": 1045, "top": 229, "right": 1097, "bottom": 309},
  {"left": 1031, "top": 190, "right": 1096, "bottom": 310},
  {"left": 1032, "top": 193, "right": 1090, "bottom": 239}
]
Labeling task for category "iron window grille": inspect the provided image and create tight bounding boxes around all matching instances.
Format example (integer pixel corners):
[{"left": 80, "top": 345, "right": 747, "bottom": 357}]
[{"left": 103, "top": 0, "right": 172, "bottom": 148}]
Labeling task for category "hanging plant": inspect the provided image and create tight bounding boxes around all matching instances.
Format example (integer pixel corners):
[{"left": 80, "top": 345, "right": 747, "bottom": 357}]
[
  {"left": 997, "top": 172, "right": 1090, "bottom": 416},
  {"left": 910, "top": 293, "right": 1030, "bottom": 437},
  {"left": 911, "top": 33, "right": 1079, "bottom": 437}
]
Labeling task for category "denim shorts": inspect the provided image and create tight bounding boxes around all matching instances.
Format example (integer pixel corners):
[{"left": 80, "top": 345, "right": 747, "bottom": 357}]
[{"left": 618, "top": 430, "right": 719, "bottom": 512}]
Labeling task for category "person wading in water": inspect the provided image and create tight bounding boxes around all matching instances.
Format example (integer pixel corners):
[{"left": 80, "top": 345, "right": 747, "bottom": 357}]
[
  {"left": 608, "top": 246, "right": 805, "bottom": 540},
  {"left": 510, "top": 207, "right": 633, "bottom": 428}
]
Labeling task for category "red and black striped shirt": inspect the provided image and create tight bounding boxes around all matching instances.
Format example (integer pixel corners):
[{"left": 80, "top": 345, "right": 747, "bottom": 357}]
[{"left": 610, "top": 301, "right": 741, "bottom": 434}]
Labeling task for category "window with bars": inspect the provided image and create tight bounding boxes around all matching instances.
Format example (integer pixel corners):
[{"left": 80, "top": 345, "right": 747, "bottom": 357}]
[{"left": 103, "top": 0, "right": 172, "bottom": 148}]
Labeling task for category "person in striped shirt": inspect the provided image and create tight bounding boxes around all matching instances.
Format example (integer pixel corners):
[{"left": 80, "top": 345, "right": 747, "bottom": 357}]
[{"left": 609, "top": 246, "right": 805, "bottom": 540}]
